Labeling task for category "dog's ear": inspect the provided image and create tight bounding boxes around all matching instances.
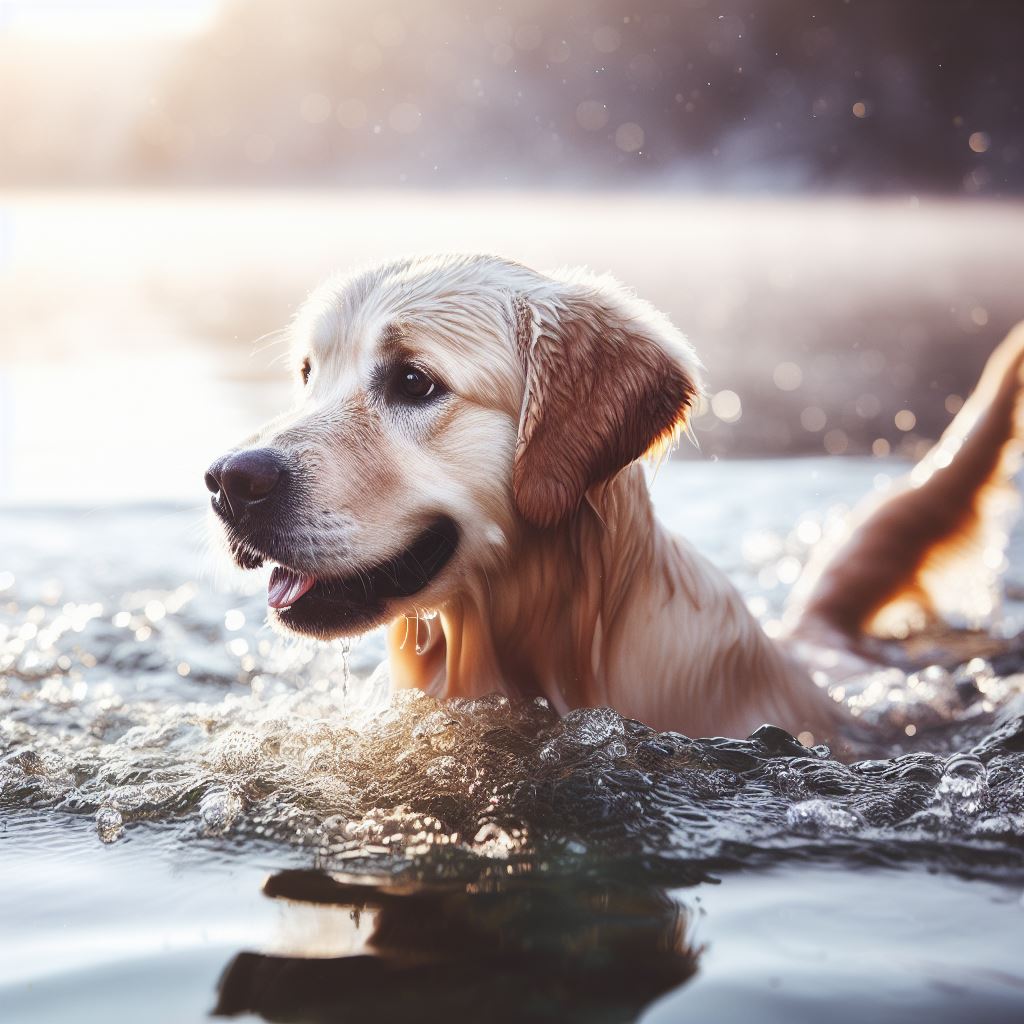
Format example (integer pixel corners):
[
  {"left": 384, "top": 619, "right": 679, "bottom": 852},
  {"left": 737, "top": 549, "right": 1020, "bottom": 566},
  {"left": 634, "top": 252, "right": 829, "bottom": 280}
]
[{"left": 512, "top": 271, "right": 702, "bottom": 528}]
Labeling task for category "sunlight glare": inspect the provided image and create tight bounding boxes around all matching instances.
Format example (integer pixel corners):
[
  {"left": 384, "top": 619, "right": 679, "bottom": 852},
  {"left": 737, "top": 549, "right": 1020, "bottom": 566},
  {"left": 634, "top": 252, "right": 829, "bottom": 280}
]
[{"left": 1, "top": 0, "right": 221, "bottom": 38}]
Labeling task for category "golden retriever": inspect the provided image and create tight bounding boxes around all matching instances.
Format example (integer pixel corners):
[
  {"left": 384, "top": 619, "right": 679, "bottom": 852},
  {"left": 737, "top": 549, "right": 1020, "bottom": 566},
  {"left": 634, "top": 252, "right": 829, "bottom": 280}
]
[{"left": 206, "top": 254, "right": 1024, "bottom": 740}]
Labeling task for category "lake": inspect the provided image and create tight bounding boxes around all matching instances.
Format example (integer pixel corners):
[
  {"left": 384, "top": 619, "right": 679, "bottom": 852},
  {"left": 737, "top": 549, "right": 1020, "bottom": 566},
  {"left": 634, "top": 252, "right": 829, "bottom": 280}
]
[{"left": 2, "top": 191, "right": 1024, "bottom": 1022}]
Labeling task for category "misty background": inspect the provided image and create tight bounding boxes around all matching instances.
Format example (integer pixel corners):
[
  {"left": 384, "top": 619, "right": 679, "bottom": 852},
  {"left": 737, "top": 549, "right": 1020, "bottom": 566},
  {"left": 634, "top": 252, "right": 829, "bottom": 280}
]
[
  {"left": 3, "top": 0, "right": 1022, "bottom": 193},
  {"left": 1, "top": 0, "right": 1023, "bottom": 501}
]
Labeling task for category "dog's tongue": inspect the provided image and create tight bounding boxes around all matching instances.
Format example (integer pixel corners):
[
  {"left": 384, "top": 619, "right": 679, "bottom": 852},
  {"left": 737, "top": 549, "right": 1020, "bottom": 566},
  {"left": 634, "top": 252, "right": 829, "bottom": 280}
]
[{"left": 267, "top": 566, "right": 317, "bottom": 609}]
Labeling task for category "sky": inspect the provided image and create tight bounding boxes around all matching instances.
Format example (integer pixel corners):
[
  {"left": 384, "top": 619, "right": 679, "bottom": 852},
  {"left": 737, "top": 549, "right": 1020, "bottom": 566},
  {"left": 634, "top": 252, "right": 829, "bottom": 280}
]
[{"left": 0, "top": 0, "right": 221, "bottom": 37}]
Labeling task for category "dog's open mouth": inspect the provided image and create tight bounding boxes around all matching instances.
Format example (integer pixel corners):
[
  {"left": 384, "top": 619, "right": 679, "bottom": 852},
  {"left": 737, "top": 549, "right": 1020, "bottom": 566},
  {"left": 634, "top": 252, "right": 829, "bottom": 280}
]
[{"left": 261, "top": 515, "right": 459, "bottom": 639}]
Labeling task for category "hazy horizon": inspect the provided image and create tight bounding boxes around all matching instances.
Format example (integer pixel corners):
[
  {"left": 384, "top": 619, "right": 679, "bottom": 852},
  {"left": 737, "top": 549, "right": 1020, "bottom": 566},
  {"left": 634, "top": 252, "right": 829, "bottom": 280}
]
[{"left": 2, "top": 0, "right": 1020, "bottom": 194}]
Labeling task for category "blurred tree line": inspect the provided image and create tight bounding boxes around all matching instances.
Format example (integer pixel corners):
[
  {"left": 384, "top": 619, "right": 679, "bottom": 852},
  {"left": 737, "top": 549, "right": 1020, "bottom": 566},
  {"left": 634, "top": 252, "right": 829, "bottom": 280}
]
[{"left": 1, "top": 0, "right": 1022, "bottom": 193}]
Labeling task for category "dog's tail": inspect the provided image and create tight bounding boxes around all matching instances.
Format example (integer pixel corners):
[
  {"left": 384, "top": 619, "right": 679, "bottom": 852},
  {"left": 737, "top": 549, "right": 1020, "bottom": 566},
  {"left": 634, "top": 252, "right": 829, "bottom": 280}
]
[{"left": 788, "top": 322, "right": 1024, "bottom": 641}]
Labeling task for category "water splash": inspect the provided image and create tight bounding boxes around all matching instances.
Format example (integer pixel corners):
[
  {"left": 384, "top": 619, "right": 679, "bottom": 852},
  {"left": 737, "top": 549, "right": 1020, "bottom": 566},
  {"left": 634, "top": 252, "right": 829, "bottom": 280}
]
[
  {"left": 4, "top": 623, "right": 1024, "bottom": 883},
  {"left": 95, "top": 806, "right": 124, "bottom": 843},
  {"left": 785, "top": 799, "right": 865, "bottom": 835},
  {"left": 3, "top": 503, "right": 1024, "bottom": 884}
]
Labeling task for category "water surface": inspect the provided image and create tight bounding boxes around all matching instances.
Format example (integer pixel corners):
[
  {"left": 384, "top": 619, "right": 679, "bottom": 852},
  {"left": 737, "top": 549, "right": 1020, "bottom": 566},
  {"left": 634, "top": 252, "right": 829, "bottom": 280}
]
[
  {"left": 4, "top": 193, "right": 1024, "bottom": 1021},
  {"left": 3, "top": 459, "right": 1024, "bottom": 1022}
]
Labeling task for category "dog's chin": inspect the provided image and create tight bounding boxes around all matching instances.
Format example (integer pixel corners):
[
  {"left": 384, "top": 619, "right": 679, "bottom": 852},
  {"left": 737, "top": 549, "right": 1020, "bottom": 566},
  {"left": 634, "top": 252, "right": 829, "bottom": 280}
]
[
  {"left": 255, "top": 514, "right": 460, "bottom": 642},
  {"left": 270, "top": 590, "right": 389, "bottom": 641}
]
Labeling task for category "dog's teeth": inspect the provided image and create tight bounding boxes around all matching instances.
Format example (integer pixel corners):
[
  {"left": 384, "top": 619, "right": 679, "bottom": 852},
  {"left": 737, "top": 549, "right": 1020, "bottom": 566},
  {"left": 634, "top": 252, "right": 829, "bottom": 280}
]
[{"left": 267, "top": 566, "right": 317, "bottom": 609}]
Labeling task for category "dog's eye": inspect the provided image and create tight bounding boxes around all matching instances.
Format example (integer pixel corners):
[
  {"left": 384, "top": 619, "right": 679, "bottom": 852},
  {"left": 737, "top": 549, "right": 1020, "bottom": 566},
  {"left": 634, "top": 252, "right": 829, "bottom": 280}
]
[
  {"left": 300, "top": 358, "right": 311, "bottom": 386},
  {"left": 395, "top": 365, "right": 440, "bottom": 402}
]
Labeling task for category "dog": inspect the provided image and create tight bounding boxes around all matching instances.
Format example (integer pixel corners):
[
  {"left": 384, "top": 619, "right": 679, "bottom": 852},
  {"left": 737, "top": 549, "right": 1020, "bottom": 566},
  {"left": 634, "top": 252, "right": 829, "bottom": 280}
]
[{"left": 206, "top": 254, "right": 1024, "bottom": 741}]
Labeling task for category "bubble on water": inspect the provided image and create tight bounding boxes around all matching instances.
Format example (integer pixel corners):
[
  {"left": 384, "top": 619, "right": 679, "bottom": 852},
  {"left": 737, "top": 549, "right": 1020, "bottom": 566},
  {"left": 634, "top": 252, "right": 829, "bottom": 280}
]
[
  {"left": 563, "top": 707, "right": 625, "bottom": 746},
  {"left": 936, "top": 753, "right": 989, "bottom": 818},
  {"left": 102, "top": 784, "right": 155, "bottom": 812},
  {"left": 785, "top": 799, "right": 864, "bottom": 836},
  {"left": 200, "top": 788, "right": 243, "bottom": 833},
  {"left": 209, "top": 728, "right": 264, "bottom": 774},
  {"left": 412, "top": 709, "right": 460, "bottom": 751},
  {"left": 95, "top": 806, "right": 123, "bottom": 843},
  {"left": 5, "top": 553, "right": 1024, "bottom": 879},
  {"left": 297, "top": 742, "right": 336, "bottom": 775}
]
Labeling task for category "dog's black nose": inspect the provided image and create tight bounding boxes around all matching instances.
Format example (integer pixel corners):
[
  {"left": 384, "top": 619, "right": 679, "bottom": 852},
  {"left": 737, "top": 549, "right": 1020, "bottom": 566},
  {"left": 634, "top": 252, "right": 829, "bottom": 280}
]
[{"left": 205, "top": 449, "right": 283, "bottom": 517}]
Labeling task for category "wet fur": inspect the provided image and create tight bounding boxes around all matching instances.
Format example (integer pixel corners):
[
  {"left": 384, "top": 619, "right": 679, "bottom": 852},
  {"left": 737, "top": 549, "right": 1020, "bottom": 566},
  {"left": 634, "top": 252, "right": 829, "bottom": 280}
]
[{"left": 220, "top": 253, "right": 1024, "bottom": 740}]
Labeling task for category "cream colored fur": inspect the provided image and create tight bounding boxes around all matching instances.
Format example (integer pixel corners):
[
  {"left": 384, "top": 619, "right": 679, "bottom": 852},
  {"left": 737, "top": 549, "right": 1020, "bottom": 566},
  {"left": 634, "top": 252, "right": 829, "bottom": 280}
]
[
  {"left": 388, "top": 464, "right": 832, "bottom": 738},
  {"left": 226, "top": 253, "right": 1024, "bottom": 742}
]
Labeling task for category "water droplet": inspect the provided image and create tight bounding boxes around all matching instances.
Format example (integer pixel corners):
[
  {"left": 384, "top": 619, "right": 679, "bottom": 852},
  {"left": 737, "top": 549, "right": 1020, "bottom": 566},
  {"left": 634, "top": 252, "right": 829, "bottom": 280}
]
[
  {"left": 563, "top": 707, "right": 625, "bottom": 746},
  {"left": 95, "top": 806, "right": 123, "bottom": 843},
  {"left": 200, "top": 789, "right": 243, "bottom": 833},
  {"left": 936, "top": 754, "right": 988, "bottom": 818},
  {"left": 786, "top": 799, "right": 863, "bottom": 835}
]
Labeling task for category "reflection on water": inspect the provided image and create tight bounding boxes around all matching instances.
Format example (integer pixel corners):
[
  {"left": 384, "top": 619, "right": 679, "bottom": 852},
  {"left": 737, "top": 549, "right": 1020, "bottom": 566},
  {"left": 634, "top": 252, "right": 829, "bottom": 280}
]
[
  {"left": 6, "top": 812, "right": 1023, "bottom": 1023},
  {"left": 215, "top": 870, "right": 699, "bottom": 1024}
]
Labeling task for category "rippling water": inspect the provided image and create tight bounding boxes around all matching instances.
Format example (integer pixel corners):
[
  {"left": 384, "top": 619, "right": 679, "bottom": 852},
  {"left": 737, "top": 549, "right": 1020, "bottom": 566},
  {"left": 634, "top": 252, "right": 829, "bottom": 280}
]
[{"left": 3, "top": 459, "right": 1024, "bottom": 1023}]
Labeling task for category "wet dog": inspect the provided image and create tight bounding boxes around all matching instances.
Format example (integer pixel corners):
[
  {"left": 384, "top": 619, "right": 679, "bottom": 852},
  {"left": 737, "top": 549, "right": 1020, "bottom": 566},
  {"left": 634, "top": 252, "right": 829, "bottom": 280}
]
[{"left": 206, "top": 254, "right": 1024, "bottom": 739}]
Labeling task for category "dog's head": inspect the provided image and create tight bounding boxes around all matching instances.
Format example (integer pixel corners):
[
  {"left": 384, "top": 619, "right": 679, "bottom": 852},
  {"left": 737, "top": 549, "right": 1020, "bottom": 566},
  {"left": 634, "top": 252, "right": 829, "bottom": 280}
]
[{"left": 206, "top": 255, "right": 701, "bottom": 639}]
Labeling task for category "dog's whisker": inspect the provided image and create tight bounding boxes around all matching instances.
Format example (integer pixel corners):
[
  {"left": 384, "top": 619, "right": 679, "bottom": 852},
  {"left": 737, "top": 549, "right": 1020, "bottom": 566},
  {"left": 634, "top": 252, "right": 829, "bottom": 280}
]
[
  {"left": 251, "top": 327, "right": 289, "bottom": 356},
  {"left": 199, "top": 253, "right": 1024, "bottom": 743}
]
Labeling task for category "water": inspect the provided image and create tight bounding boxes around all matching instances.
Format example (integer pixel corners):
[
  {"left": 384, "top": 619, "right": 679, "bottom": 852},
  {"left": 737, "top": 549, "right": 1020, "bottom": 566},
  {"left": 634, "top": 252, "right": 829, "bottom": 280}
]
[
  {"left": 5, "top": 192, "right": 1024, "bottom": 1020},
  {"left": 4, "top": 459, "right": 1024, "bottom": 1022}
]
